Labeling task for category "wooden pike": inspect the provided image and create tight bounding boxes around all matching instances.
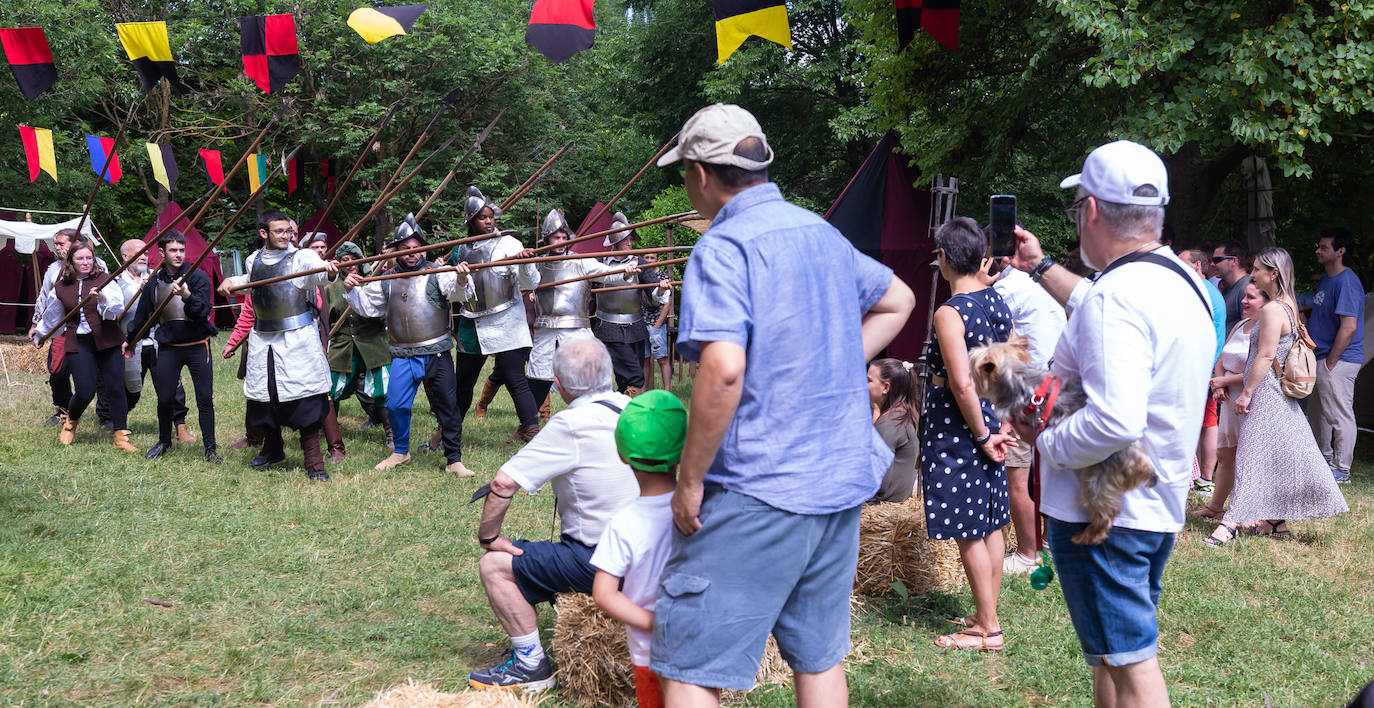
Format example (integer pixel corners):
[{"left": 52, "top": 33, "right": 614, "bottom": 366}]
[
  {"left": 354, "top": 245, "right": 693, "bottom": 284},
  {"left": 377, "top": 89, "right": 462, "bottom": 199},
  {"left": 310, "top": 98, "right": 406, "bottom": 241},
  {"left": 530, "top": 211, "right": 697, "bottom": 256},
  {"left": 591, "top": 279, "right": 683, "bottom": 294},
  {"left": 74, "top": 97, "right": 142, "bottom": 243},
  {"left": 498, "top": 140, "right": 574, "bottom": 213},
  {"left": 575, "top": 133, "right": 678, "bottom": 237},
  {"left": 535, "top": 256, "right": 689, "bottom": 291},
  {"left": 129, "top": 145, "right": 305, "bottom": 344},
  {"left": 415, "top": 109, "right": 507, "bottom": 222}
]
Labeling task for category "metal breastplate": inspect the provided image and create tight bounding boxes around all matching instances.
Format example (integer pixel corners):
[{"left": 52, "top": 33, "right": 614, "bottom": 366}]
[
  {"left": 594, "top": 259, "right": 643, "bottom": 324},
  {"left": 459, "top": 239, "right": 518, "bottom": 318},
  {"left": 249, "top": 253, "right": 315, "bottom": 333},
  {"left": 534, "top": 260, "right": 590, "bottom": 329},
  {"left": 155, "top": 278, "right": 188, "bottom": 323},
  {"left": 386, "top": 268, "right": 451, "bottom": 349}
]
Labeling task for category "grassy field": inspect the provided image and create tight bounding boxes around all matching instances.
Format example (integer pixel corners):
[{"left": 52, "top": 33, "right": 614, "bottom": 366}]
[{"left": 0, "top": 352, "right": 1371, "bottom": 706}]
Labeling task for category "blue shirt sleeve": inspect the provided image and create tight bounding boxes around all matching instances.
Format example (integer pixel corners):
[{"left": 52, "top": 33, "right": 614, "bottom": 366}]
[
  {"left": 853, "top": 248, "right": 895, "bottom": 313},
  {"left": 1334, "top": 272, "right": 1365, "bottom": 318},
  {"left": 676, "top": 238, "right": 751, "bottom": 361}
]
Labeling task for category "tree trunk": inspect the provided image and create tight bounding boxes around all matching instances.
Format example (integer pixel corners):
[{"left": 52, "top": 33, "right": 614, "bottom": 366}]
[{"left": 1162, "top": 141, "right": 1249, "bottom": 247}]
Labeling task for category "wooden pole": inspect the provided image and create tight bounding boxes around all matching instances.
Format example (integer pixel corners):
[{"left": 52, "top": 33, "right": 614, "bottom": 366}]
[
  {"left": 309, "top": 98, "right": 406, "bottom": 242},
  {"left": 414, "top": 109, "right": 507, "bottom": 223},
  {"left": 591, "top": 279, "right": 682, "bottom": 294},
  {"left": 74, "top": 98, "right": 142, "bottom": 241},
  {"left": 376, "top": 88, "right": 462, "bottom": 200},
  {"left": 498, "top": 141, "right": 574, "bottom": 213},
  {"left": 535, "top": 256, "right": 689, "bottom": 291},
  {"left": 576, "top": 133, "right": 678, "bottom": 236},
  {"left": 529, "top": 211, "right": 697, "bottom": 256},
  {"left": 354, "top": 245, "right": 693, "bottom": 284}
]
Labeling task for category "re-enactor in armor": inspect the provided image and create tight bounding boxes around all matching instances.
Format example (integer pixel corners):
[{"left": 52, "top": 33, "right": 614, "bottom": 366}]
[
  {"left": 344, "top": 214, "right": 478, "bottom": 477},
  {"left": 590, "top": 212, "right": 671, "bottom": 394},
  {"left": 220, "top": 210, "right": 340, "bottom": 482}
]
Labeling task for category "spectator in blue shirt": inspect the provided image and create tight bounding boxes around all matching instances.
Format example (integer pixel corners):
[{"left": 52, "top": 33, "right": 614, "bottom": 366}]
[
  {"left": 1181, "top": 248, "right": 1229, "bottom": 494},
  {"left": 1307, "top": 227, "right": 1365, "bottom": 483},
  {"left": 651, "top": 104, "right": 914, "bottom": 706}
]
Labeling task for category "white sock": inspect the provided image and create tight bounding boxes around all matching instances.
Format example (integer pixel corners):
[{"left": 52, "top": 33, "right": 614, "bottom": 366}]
[{"left": 511, "top": 630, "right": 544, "bottom": 668}]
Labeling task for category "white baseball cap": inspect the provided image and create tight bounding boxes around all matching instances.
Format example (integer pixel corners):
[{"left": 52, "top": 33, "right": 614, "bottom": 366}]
[
  {"left": 656, "top": 103, "right": 774, "bottom": 170},
  {"left": 1060, "top": 140, "right": 1170, "bottom": 206}
]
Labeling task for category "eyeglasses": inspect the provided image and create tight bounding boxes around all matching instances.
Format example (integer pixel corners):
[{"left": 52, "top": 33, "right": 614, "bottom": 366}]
[
  {"left": 1064, "top": 196, "right": 1089, "bottom": 224},
  {"left": 269, "top": 227, "right": 298, "bottom": 236},
  {"left": 1211, "top": 255, "right": 1237, "bottom": 264}
]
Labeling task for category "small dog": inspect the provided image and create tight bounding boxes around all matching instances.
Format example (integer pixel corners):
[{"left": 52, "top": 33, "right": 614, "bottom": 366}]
[{"left": 969, "top": 336, "right": 1155, "bottom": 545}]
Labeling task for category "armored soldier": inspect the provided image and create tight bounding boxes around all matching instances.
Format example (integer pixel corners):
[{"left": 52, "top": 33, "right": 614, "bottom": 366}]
[
  {"left": 114, "top": 238, "right": 192, "bottom": 443},
  {"left": 220, "top": 211, "right": 339, "bottom": 482},
  {"left": 450, "top": 186, "right": 542, "bottom": 443},
  {"left": 326, "top": 240, "right": 393, "bottom": 451},
  {"left": 344, "top": 214, "right": 476, "bottom": 476},
  {"left": 127, "top": 230, "right": 219, "bottom": 463},
  {"left": 591, "top": 212, "right": 671, "bottom": 394}
]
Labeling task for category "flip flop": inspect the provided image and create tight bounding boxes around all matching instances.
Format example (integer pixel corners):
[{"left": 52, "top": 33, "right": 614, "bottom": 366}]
[{"left": 935, "top": 629, "right": 1004, "bottom": 651}]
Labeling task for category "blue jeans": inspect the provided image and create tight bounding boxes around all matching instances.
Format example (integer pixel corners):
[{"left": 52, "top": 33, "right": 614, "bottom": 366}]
[{"left": 1046, "top": 517, "right": 1175, "bottom": 667}]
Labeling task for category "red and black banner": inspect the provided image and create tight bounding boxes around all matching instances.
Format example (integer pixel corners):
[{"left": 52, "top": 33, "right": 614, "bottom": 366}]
[
  {"left": 0, "top": 27, "right": 58, "bottom": 100},
  {"left": 895, "top": 0, "right": 958, "bottom": 52},
  {"left": 286, "top": 153, "right": 300, "bottom": 195},
  {"left": 525, "top": 0, "right": 596, "bottom": 64},
  {"left": 199, "top": 148, "right": 225, "bottom": 187},
  {"left": 320, "top": 158, "right": 339, "bottom": 195},
  {"left": 239, "top": 14, "right": 300, "bottom": 94}
]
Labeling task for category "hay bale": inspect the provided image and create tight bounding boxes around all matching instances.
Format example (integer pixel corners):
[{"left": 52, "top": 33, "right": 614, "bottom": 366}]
[
  {"left": 0, "top": 341, "right": 50, "bottom": 376},
  {"left": 854, "top": 495, "right": 965, "bottom": 597},
  {"left": 361, "top": 678, "right": 546, "bottom": 707},
  {"left": 551, "top": 593, "right": 789, "bottom": 708}
]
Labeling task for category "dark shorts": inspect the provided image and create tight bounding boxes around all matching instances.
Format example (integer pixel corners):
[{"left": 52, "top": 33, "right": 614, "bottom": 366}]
[
  {"left": 650, "top": 485, "right": 859, "bottom": 690},
  {"left": 510, "top": 534, "right": 596, "bottom": 606},
  {"left": 1047, "top": 517, "right": 1175, "bottom": 667}
]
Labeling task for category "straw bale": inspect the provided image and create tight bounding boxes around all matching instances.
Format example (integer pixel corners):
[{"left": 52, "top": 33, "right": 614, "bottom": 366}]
[
  {"left": 361, "top": 678, "right": 546, "bottom": 708},
  {"left": 854, "top": 495, "right": 965, "bottom": 597},
  {"left": 551, "top": 593, "right": 789, "bottom": 708},
  {"left": 0, "top": 341, "right": 49, "bottom": 376}
]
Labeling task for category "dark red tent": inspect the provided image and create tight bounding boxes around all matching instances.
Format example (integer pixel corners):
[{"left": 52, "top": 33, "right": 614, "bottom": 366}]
[
  {"left": 301, "top": 208, "right": 345, "bottom": 249},
  {"left": 825, "top": 134, "right": 943, "bottom": 362},
  {"left": 143, "top": 201, "right": 233, "bottom": 328},
  {"left": 570, "top": 202, "right": 618, "bottom": 254},
  {"left": 0, "top": 209, "right": 61, "bottom": 334}
]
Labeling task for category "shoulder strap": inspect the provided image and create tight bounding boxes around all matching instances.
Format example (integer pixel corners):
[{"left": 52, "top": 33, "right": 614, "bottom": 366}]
[
  {"left": 594, "top": 399, "right": 624, "bottom": 414},
  {"left": 1099, "top": 251, "right": 1212, "bottom": 317}
]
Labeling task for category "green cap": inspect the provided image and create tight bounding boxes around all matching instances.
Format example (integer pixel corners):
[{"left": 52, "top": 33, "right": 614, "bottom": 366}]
[{"left": 614, "top": 390, "right": 687, "bottom": 474}]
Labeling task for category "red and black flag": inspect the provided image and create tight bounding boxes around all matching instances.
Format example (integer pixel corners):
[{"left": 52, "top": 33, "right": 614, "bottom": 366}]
[
  {"left": 320, "top": 158, "right": 339, "bottom": 195},
  {"left": 895, "top": 0, "right": 958, "bottom": 52},
  {"left": 713, "top": 0, "right": 791, "bottom": 64},
  {"left": 285, "top": 152, "right": 300, "bottom": 194},
  {"left": 115, "top": 21, "right": 185, "bottom": 93},
  {"left": 199, "top": 148, "right": 225, "bottom": 187},
  {"left": 525, "top": 0, "right": 596, "bottom": 64},
  {"left": 0, "top": 27, "right": 57, "bottom": 100},
  {"left": 239, "top": 14, "right": 300, "bottom": 94}
]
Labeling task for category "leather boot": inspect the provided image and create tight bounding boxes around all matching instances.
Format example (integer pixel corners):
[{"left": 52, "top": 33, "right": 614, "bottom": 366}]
[
  {"left": 424, "top": 428, "right": 443, "bottom": 452},
  {"left": 58, "top": 416, "right": 77, "bottom": 445},
  {"left": 475, "top": 378, "right": 499, "bottom": 420},
  {"left": 446, "top": 460, "right": 475, "bottom": 477},
  {"left": 625, "top": 386, "right": 644, "bottom": 398},
  {"left": 381, "top": 417, "right": 394, "bottom": 452},
  {"left": 112, "top": 429, "right": 139, "bottom": 452},
  {"left": 174, "top": 423, "right": 197, "bottom": 443},
  {"left": 323, "top": 408, "right": 346, "bottom": 463},
  {"left": 539, "top": 395, "right": 551, "bottom": 424},
  {"left": 505, "top": 423, "right": 540, "bottom": 444}
]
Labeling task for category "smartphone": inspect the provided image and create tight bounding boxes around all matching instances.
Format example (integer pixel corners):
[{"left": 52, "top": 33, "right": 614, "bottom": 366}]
[{"left": 989, "top": 195, "right": 1017, "bottom": 258}]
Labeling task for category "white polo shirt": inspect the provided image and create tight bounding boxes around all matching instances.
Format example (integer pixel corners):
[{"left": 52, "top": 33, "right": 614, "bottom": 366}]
[
  {"left": 502, "top": 390, "right": 638, "bottom": 545},
  {"left": 1037, "top": 247, "right": 1216, "bottom": 533},
  {"left": 994, "top": 267, "right": 1066, "bottom": 367}
]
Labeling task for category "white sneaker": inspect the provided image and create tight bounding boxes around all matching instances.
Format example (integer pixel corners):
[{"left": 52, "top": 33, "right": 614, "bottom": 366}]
[{"left": 1003, "top": 552, "right": 1038, "bottom": 574}]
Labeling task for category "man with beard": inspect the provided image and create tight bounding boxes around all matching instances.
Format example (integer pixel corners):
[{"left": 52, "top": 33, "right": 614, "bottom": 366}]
[
  {"left": 127, "top": 231, "right": 221, "bottom": 463},
  {"left": 344, "top": 214, "right": 476, "bottom": 476},
  {"left": 591, "top": 213, "right": 671, "bottom": 394},
  {"left": 220, "top": 211, "right": 339, "bottom": 482},
  {"left": 113, "top": 238, "right": 192, "bottom": 442}
]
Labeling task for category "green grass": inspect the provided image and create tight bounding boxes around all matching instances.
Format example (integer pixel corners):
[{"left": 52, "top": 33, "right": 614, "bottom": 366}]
[{"left": 0, "top": 355, "right": 1370, "bottom": 706}]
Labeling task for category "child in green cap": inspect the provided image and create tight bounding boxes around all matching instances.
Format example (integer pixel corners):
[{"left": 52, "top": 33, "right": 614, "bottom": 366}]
[{"left": 590, "top": 389, "right": 688, "bottom": 708}]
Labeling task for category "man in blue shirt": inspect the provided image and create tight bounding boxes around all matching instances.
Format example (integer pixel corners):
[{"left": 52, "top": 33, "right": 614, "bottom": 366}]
[
  {"left": 1307, "top": 227, "right": 1365, "bottom": 483},
  {"left": 651, "top": 104, "right": 914, "bottom": 705},
  {"left": 1181, "top": 248, "right": 1228, "bottom": 494}
]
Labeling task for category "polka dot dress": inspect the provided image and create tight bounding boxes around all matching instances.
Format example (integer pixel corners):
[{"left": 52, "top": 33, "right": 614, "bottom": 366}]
[{"left": 920, "top": 288, "right": 1013, "bottom": 541}]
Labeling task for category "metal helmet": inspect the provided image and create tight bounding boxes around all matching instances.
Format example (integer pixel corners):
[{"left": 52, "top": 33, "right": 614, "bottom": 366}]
[
  {"left": 539, "top": 208, "right": 572, "bottom": 245},
  {"left": 387, "top": 213, "right": 427, "bottom": 249},
  {"left": 603, "top": 211, "right": 634, "bottom": 247},
  {"left": 464, "top": 185, "right": 504, "bottom": 223}
]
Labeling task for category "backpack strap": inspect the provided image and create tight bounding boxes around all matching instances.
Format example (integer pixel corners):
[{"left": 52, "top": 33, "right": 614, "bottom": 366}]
[
  {"left": 1098, "top": 250, "right": 1213, "bottom": 318},
  {"left": 594, "top": 399, "right": 624, "bottom": 414}
]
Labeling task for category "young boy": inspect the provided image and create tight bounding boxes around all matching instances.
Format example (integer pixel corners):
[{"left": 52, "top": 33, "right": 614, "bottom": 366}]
[{"left": 590, "top": 389, "right": 687, "bottom": 708}]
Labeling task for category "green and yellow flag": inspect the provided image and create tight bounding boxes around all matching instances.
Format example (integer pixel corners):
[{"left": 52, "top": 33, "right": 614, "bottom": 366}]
[
  {"left": 115, "top": 21, "right": 185, "bottom": 93},
  {"left": 712, "top": 0, "right": 791, "bottom": 64},
  {"left": 247, "top": 153, "right": 268, "bottom": 196}
]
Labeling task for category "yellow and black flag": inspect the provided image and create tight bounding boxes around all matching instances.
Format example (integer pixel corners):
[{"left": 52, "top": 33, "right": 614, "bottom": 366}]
[
  {"left": 115, "top": 21, "right": 185, "bottom": 93},
  {"left": 713, "top": 0, "right": 791, "bottom": 64},
  {"left": 348, "top": 5, "right": 428, "bottom": 44}
]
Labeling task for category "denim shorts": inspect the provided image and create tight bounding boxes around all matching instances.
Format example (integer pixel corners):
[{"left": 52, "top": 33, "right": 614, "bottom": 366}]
[
  {"left": 645, "top": 323, "right": 668, "bottom": 360},
  {"left": 1046, "top": 517, "right": 1175, "bottom": 667},
  {"left": 510, "top": 535, "right": 596, "bottom": 606},
  {"left": 650, "top": 485, "right": 859, "bottom": 690}
]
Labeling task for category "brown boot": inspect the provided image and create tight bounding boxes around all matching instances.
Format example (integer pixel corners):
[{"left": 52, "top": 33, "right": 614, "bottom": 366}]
[
  {"left": 539, "top": 394, "right": 551, "bottom": 424},
  {"left": 174, "top": 423, "right": 197, "bottom": 443},
  {"left": 381, "top": 417, "right": 394, "bottom": 452},
  {"left": 475, "top": 378, "right": 499, "bottom": 420},
  {"left": 625, "top": 386, "right": 644, "bottom": 398},
  {"left": 112, "top": 429, "right": 139, "bottom": 452},
  {"left": 58, "top": 416, "right": 77, "bottom": 445},
  {"left": 505, "top": 423, "right": 540, "bottom": 444},
  {"left": 327, "top": 441, "right": 347, "bottom": 464}
]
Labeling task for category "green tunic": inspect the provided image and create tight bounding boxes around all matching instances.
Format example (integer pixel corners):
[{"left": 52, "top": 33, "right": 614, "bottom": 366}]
[{"left": 326, "top": 279, "right": 391, "bottom": 372}]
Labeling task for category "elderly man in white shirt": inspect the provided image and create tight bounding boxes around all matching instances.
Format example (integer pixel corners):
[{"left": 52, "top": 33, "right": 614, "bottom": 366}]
[
  {"left": 469, "top": 338, "right": 637, "bottom": 693},
  {"left": 1010, "top": 141, "right": 1215, "bottom": 708}
]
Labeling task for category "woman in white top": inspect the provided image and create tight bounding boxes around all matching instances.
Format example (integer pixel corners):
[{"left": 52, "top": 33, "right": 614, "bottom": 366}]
[{"left": 1193, "top": 283, "right": 1266, "bottom": 519}]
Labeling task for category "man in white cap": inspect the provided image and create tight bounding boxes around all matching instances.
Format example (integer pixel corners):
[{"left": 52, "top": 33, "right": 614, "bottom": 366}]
[
  {"left": 652, "top": 103, "right": 914, "bottom": 707},
  {"left": 1009, "top": 140, "right": 1215, "bottom": 707},
  {"left": 591, "top": 211, "right": 671, "bottom": 394}
]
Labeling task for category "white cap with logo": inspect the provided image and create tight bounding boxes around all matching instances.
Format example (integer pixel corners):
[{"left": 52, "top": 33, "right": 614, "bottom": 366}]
[
  {"left": 1060, "top": 140, "right": 1170, "bottom": 206},
  {"left": 656, "top": 103, "right": 774, "bottom": 170}
]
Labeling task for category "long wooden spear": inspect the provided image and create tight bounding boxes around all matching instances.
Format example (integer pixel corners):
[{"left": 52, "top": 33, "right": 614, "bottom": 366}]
[
  {"left": 498, "top": 141, "right": 574, "bottom": 214},
  {"left": 310, "top": 98, "right": 405, "bottom": 237},
  {"left": 129, "top": 145, "right": 304, "bottom": 344},
  {"left": 354, "top": 245, "right": 693, "bottom": 284},
  {"left": 591, "top": 279, "right": 683, "bottom": 293},
  {"left": 414, "top": 109, "right": 507, "bottom": 223},
  {"left": 74, "top": 97, "right": 142, "bottom": 247},
  {"left": 36, "top": 104, "right": 290, "bottom": 346},
  {"left": 535, "top": 256, "right": 689, "bottom": 291},
  {"left": 532, "top": 210, "right": 697, "bottom": 256},
  {"left": 575, "top": 133, "right": 678, "bottom": 237},
  {"left": 376, "top": 88, "right": 462, "bottom": 200}
]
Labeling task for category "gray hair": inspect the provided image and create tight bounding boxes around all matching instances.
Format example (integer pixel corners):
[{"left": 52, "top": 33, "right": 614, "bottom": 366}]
[
  {"left": 1095, "top": 185, "right": 1165, "bottom": 238},
  {"left": 553, "top": 338, "right": 614, "bottom": 399}
]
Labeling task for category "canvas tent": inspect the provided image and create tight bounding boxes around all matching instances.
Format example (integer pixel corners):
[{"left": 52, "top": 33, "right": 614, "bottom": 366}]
[
  {"left": 570, "top": 202, "right": 617, "bottom": 254},
  {"left": 0, "top": 210, "right": 103, "bottom": 335},
  {"left": 825, "top": 134, "right": 942, "bottom": 362},
  {"left": 142, "top": 201, "right": 233, "bottom": 328}
]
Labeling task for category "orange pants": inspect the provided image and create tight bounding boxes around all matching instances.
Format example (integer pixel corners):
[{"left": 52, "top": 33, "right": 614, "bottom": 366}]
[{"left": 633, "top": 665, "right": 664, "bottom": 708}]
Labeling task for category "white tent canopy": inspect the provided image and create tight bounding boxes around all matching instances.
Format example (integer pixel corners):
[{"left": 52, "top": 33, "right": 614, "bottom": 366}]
[{"left": 0, "top": 208, "right": 100, "bottom": 254}]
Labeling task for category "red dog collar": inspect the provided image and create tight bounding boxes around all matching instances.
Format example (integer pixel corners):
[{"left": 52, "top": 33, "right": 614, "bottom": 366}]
[{"left": 1022, "top": 376, "right": 1063, "bottom": 432}]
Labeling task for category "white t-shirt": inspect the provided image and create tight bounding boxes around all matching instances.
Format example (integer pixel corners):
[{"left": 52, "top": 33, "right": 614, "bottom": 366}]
[
  {"left": 589, "top": 491, "right": 675, "bottom": 667},
  {"left": 1037, "top": 247, "right": 1216, "bottom": 533},
  {"left": 994, "top": 267, "right": 1067, "bottom": 367},
  {"left": 502, "top": 391, "right": 638, "bottom": 545}
]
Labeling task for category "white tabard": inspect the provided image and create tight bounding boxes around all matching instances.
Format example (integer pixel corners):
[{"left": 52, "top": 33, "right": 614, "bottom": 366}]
[
  {"left": 223, "top": 246, "right": 332, "bottom": 403},
  {"left": 457, "top": 235, "right": 539, "bottom": 355}
]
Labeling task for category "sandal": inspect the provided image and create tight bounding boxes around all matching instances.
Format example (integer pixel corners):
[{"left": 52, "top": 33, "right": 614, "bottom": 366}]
[
  {"left": 935, "top": 629, "right": 1004, "bottom": 652},
  {"left": 1203, "top": 523, "right": 1239, "bottom": 547},
  {"left": 1191, "top": 505, "right": 1223, "bottom": 519},
  {"left": 1251, "top": 520, "right": 1290, "bottom": 539}
]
